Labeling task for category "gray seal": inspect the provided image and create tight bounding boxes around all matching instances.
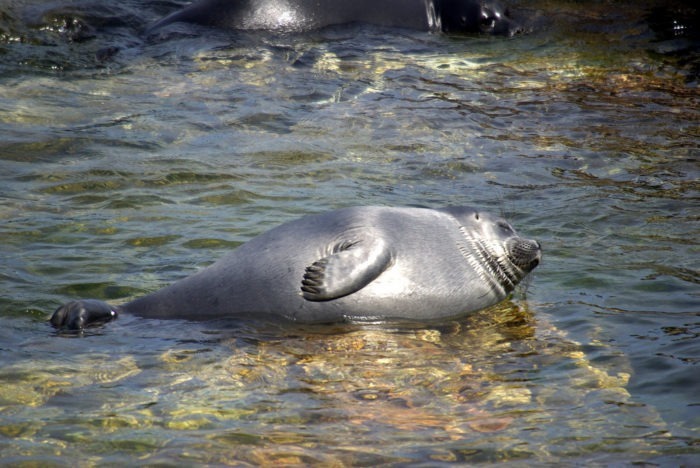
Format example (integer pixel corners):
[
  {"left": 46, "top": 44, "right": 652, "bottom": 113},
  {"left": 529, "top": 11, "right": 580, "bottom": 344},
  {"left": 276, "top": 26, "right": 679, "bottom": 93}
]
[
  {"left": 50, "top": 206, "right": 541, "bottom": 330},
  {"left": 147, "top": 0, "right": 520, "bottom": 36}
]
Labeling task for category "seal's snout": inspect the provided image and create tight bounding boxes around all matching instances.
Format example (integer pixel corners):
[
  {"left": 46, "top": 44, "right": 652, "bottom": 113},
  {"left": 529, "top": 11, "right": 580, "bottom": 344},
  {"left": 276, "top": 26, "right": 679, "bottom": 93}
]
[
  {"left": 506, "top": 238, "right": 542, "bottom": 273},
  {"left": 526, "top": 240, "right": 542, "bottom": 271}
]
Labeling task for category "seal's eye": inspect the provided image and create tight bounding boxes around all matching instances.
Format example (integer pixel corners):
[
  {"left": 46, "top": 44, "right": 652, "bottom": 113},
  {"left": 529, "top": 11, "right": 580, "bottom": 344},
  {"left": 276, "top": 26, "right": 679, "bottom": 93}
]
[
  {"left": 474, "top": 213, "right": 480, "bottom": 220},
  {"left": 497, "top": 221, "right": 513, "bottom": 234}
]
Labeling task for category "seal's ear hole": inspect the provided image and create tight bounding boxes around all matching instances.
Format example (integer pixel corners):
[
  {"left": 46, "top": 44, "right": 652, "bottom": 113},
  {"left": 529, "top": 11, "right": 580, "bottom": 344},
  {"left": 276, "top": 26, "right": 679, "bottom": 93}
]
[{"left": 474, "top": 213, "right": 480, "bottom": 220}]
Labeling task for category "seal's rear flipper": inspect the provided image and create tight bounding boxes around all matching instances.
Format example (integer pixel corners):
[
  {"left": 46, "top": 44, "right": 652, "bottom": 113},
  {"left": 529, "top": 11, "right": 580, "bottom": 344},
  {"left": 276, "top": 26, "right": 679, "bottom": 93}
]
[
  {"left": 50, "top": 299, "right": 119, "bottom": 330},
  {"left": 301, "top": 238, "right": 393, "bottom": 301}
]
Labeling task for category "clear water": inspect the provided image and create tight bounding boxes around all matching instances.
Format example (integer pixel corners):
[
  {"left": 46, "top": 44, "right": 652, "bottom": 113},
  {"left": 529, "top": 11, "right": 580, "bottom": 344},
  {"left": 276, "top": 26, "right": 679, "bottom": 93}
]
[{"left": 1, "top": 0, "right": 698, "bottom": 464}]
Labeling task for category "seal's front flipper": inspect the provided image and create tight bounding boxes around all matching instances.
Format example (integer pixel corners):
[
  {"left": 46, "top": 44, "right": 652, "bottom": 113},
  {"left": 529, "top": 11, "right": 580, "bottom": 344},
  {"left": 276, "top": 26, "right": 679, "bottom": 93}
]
[
  {"left": 302, "top": 238, "right": 393, "bottom": 301},
  {"left": 50, "top": 299, "right": 119, "bottom": 331}
]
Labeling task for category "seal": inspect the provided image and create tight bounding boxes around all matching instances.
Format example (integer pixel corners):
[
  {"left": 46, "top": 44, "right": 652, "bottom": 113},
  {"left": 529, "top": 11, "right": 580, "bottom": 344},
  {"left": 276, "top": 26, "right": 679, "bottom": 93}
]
[
  {"left": 147, "top": 0, "right": 520, "bottom": 36},
  {"left": 50, "top": 206, "right": 541, "bottom": 330}
]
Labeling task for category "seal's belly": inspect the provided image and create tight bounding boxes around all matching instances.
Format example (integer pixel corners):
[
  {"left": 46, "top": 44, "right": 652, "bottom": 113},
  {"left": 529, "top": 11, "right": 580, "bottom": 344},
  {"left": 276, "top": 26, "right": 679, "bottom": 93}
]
[{"left": 295, "top": 251, "right": 502, "bottom": 322}]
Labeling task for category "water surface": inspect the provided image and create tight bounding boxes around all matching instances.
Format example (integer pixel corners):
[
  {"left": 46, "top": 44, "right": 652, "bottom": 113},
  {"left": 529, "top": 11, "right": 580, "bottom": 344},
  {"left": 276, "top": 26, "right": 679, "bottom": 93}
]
[{"left": 1, "top": 0, "right": 698, "bottom": 464}]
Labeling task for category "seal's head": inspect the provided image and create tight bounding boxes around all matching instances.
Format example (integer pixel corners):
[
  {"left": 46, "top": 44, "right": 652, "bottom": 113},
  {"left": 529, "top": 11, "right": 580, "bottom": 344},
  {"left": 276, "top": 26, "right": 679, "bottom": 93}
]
[
  {"left": 431, "top": 0, "right": 521, "bottom": 36},
  {"left": 444, "top": 207, "right": 541, "bottom": 295},
  {"left": 470, "top": 210, "right": 540, "bottom": 293}
]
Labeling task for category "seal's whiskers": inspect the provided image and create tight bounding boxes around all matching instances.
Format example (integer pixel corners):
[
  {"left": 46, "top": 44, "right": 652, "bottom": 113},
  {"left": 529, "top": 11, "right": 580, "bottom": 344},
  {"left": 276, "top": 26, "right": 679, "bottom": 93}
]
[{"left": 458, "top": 226, "right": 515, "bottom": 295}]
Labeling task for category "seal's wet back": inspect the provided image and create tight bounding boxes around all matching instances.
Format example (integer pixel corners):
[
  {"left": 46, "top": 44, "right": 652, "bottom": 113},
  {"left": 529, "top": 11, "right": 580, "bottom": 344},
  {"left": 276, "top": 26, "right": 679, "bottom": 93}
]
[
  {"left": 51, "top": 206, "right": 541, "bottom": 330},
  {"left": 146, "top": 0, "right": 521, "bottom": 36}
]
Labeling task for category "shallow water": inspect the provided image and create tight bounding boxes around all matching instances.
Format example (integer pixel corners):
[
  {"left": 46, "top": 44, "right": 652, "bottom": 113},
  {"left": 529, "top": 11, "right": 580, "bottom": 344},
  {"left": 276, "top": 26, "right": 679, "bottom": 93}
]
[{"left": 1, "top": 0, "right": 699, "bottom": 464}]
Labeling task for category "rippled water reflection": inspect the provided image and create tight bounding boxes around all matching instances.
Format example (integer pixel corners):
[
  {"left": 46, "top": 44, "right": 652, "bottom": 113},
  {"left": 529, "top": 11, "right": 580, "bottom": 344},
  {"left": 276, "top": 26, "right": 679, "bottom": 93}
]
[{"left": 1, "top": 0, "right": 698, "bottom": 464}]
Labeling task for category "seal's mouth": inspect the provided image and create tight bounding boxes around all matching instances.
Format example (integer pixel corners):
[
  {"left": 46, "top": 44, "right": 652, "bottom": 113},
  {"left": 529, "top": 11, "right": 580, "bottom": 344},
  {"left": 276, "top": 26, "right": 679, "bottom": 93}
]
[{"left": 506, "top": 238, "right": 542, "bottom": 273}]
